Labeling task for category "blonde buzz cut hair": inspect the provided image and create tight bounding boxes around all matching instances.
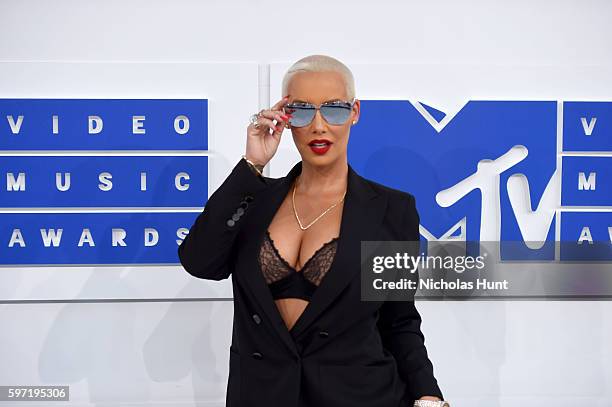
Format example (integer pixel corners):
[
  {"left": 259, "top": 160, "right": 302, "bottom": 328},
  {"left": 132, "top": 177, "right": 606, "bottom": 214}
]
[{"left": 281, "top": 54, "right": 356, "bottom": 100}]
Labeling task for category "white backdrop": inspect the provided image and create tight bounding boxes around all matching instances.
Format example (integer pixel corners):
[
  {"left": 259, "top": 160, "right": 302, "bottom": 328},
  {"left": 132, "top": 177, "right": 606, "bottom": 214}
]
[{"left": 1, "top": 1, "right": 611, "bottom": 406}]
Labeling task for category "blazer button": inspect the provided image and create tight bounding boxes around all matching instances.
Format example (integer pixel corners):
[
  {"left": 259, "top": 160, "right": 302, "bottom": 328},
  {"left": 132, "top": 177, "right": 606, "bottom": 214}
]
[
  {"left": 252, "top": 314, "right": 261, "bottom": 324},
  {"left": 239, "top": 201, "right": 249, "bottom": 210},
  {"left": 232, "top": 213, "right": 241, "bottom": 221},
  {"left": 236, "top": 207, "right": 245, "bottom": 216},
  {"left": 252, "top": 352, "right": 263, "bottom": 360},
  {"left": 319, "top": 331, "right": 329, "bottom": 338},
  {"left": 226, "top": 219, "right": 235, "bottom": 227},
  {"left": 244, "top": 195, "right": 254, "bottom": 203}
]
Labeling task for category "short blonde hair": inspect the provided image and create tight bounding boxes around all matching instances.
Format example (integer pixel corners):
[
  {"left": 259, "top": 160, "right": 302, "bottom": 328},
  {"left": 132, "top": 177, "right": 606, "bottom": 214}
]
[{"left": 281, "top": 54, "right": 356, "bottom": 100}]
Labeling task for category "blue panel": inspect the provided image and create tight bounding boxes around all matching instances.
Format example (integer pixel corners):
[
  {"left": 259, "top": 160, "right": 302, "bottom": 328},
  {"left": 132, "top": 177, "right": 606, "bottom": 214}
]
[
  {"left": 1, "top": 156, "right": 208, "bottom": 207},
  {"left": 562, "top": 156, "right": 612, "bottom": 206},
  {"left": 560, "top": 212, "right": 612, "bottom": 260},
  {"left": 0, "top": 99, "right": 208, "bottom": 150},
  {"left": 0, "top": 212, "right": 202, "bottom": 265},
  {"left": 349, "top": 100, "right": 557, "bottom": 249},
  {"left": 563, "top": 101, "right": 612, "bottom": 152}
]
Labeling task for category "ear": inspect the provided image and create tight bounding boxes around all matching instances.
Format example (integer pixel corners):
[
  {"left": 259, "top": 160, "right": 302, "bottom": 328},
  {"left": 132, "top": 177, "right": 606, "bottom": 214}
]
[{"left": 352, "top": 99, "right": 361, "bottom": 125}]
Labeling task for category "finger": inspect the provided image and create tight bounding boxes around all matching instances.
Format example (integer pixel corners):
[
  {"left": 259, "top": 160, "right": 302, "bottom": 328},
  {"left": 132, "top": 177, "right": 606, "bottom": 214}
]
[
  {"left": 271, "top": 95, "right": 290, "bottom": 111},
  {"left": 252, "top": 117, "right": 280, "bottom": 133},
  {"left": 270, "top": 124, "right": 283, "bottom": 137},
  {"left": 259, "top": 109, "right": 289, "bottom": 122},
  {"left": 259, "top": 113, "right": 289, "bottom": 130}
]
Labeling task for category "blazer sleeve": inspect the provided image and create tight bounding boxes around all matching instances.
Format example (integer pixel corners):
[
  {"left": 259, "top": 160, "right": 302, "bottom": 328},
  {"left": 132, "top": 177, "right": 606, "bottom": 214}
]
[
  {"left": 177, "top": 157, "right": 273, "bottom": 280},
  {"left": 376, "top": 194, "right": 444, "bottom": 400}
]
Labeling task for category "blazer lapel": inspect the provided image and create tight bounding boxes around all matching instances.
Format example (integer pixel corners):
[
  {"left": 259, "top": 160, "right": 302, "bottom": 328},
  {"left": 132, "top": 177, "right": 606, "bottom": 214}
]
[
  {"left": 239, "top": 161, "right": 303, "bottom": 356},
  {"left": 289, "top": 163, "right": 386, "bottom": 339},
  {"left": 239, "top": 160, "right": 387, "bottom": 353}
]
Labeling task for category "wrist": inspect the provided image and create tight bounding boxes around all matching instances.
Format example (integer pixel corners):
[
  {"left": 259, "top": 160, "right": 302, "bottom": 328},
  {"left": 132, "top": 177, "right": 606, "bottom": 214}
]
[
  {"left": 242, "top": 155, "right": 265, "bottom": 177},
  {"left": 243, "top": 154, "right": 266, "bottom": 167},
  {"left": 413, "top": 400, "right": 449, "bottom": 407}
]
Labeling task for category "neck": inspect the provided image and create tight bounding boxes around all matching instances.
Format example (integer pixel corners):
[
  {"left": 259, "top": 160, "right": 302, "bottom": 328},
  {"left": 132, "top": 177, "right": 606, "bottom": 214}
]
[{"left": 296, "top": 157, "right": 349, "bottom": 195}]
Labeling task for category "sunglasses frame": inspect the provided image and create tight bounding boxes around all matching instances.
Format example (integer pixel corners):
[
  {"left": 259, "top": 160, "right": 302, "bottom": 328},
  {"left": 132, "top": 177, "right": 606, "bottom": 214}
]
[{"left": 283, "top": 97, "right": 357, "bottom": 127}]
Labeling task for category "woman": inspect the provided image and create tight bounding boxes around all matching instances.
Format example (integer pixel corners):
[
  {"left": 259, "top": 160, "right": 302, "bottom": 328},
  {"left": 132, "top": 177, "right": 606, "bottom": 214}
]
[{"left": 178, "top": 55, "right": 448, "bottom": 407}]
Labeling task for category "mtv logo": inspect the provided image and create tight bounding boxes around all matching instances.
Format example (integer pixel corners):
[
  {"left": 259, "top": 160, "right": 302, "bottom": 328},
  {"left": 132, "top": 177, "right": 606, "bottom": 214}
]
[{"left": 349, "top": 100, "right": 559, "bottom": 260}]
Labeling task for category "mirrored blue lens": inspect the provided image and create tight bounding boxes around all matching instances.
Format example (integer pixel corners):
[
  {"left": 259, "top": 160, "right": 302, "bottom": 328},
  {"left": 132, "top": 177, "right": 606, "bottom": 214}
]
[
  {"left": 320, "top": 105, "right": 352, "bottom": 125},
  {"left": 286, "top": 104, "right": 352, "bottom": 127},
  {"left": 288, "top": 107, "right": 315, "bottom": 127}
]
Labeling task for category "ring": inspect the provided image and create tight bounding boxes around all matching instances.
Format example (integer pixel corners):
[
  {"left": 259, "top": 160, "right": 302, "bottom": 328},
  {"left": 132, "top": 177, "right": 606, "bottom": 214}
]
[{"left": 249, "top": 113, "right": 260, "bottom": 129}]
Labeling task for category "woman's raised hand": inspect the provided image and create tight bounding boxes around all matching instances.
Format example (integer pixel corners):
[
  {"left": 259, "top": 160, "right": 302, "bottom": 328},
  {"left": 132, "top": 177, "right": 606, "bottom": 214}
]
[{"left": 245, "top": 96, "right": 292, "bottom": 167}]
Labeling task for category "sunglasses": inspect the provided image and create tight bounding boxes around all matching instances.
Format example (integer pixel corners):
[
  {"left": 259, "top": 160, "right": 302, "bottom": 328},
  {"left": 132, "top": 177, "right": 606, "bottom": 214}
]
[{"left": 283, "top": 98, "right": 356, "bottom": 127}]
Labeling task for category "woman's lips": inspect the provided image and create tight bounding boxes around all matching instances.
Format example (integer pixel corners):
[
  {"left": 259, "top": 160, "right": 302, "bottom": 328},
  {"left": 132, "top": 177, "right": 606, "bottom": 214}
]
[{"left": 308, "top": 139, "right": 332, "bottom": 155}]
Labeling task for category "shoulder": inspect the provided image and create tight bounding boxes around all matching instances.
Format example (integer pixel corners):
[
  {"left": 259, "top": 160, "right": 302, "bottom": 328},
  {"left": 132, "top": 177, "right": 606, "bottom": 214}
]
[
  {"left": 360, "top": 176, "right": 421, "bottom": 239},
  {"left": 362, "top": 177, "right": 416, "bottom": 207}
]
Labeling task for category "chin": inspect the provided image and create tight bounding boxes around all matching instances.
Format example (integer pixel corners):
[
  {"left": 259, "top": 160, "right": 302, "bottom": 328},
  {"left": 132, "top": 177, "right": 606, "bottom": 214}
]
[{"left": 305, "top": 153, "right": 341, "bottom": 167}]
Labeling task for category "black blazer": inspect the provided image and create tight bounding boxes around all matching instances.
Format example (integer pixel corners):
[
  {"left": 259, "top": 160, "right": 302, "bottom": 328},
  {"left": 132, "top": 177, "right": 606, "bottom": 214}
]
[{"left": 178, "top": 157, "right": 443, "bottom": 407}]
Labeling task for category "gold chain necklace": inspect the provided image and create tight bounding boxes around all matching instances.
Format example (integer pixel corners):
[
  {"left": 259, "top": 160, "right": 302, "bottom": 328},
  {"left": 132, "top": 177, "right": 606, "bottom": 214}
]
[{"left": 292, "top": 177, "right": 347, "bottom": 231}]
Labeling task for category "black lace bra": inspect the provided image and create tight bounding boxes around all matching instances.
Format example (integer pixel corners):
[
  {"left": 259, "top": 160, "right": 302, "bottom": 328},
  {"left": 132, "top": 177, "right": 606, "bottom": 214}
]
[{"left": 258, "top": 230, "right": 338, "bottom": 301}]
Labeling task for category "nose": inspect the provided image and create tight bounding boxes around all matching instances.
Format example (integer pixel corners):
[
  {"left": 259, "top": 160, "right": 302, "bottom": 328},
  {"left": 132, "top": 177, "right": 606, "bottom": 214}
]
[{"left": 312, "top": 108, "right": 327, "bottom": 134}]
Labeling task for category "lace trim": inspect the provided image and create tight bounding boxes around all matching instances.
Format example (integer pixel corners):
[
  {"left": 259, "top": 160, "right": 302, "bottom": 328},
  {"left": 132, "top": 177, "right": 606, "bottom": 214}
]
[{"left": 259, "top": 229, "right": 338, "bottom": 287}]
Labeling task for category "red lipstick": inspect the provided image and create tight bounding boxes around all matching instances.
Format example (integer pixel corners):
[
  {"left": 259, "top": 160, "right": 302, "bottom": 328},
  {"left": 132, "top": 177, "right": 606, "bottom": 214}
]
[{"left": 308, "top": 139, "right": 332, "bottom": 155}]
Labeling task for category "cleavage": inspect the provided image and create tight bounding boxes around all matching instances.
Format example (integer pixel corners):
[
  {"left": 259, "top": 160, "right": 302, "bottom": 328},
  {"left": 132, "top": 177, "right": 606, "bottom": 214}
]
[{"left": 266, "top": 229, "right": 337, "bottom": 273}]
